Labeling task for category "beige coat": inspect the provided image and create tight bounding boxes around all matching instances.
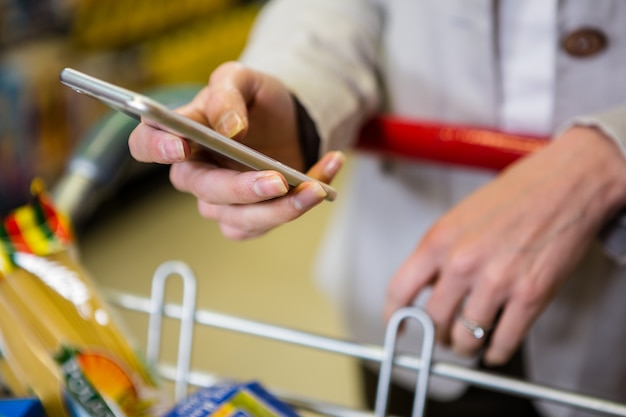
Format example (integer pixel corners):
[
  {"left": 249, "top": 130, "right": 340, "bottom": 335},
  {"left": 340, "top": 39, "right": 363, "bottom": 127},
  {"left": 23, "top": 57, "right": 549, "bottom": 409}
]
[{"left": 241, "top": 2, "right": 626, "bottom": 416}]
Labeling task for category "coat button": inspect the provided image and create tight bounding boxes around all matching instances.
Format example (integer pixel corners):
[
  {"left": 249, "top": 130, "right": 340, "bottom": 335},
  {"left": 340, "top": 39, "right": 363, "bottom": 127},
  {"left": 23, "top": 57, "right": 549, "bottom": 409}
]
[{"left": 562, "top": 28, "right": 608, "bottom": 57}]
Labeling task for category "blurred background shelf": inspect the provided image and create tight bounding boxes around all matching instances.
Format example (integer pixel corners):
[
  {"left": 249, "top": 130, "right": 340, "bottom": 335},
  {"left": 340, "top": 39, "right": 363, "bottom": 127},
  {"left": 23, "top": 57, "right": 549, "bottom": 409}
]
[{"left": 0, "top": 0, "right": 261, "bottom": 212}]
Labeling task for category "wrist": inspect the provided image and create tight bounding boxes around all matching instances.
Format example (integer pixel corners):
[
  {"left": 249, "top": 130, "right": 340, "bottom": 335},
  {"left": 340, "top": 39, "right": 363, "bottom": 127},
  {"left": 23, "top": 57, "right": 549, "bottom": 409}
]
[
  {"left": 559, "top": 126, "right": 626, "bottom": 262},
  {"left": 554, "top": 126, "right": 626, "bottom": 218}
]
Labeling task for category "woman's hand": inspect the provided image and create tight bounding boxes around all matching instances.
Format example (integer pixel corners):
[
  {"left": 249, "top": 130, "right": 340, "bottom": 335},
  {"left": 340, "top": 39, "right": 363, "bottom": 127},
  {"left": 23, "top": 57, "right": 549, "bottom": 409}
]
[
  {"left": 128, "top": 61, "right": 343, "bottom": 239},
  {"left": 384, "top": 126, "right": 626, "bottom": 365}
]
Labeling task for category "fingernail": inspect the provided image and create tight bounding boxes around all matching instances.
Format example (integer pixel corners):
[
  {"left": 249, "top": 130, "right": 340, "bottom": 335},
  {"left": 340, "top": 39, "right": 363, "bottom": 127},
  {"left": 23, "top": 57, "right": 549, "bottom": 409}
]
[
  {"left": 324, "top": 151, "right": 345, "bottom": 177},
  {"left": 217, "top": 110, "right": 245, "bottom": 138},
  {"left": 253, "top": 174, "right": 288, "bottom": 198},
  {"left": 292, "top": 182, "right": 327, "bottom": 210},
  {"left": 160, "top": 139, "right": 185, "bottom": 162}
]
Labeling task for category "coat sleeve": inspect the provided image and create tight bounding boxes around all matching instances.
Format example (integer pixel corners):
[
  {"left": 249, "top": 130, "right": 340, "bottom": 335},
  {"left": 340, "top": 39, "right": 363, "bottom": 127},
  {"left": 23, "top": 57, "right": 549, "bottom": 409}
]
[
  {"left": 239, "top": 0, "right": 383, "bottom": 155},
  {"left": 570, "top": 105, "right": 626, "bottom": 159}
]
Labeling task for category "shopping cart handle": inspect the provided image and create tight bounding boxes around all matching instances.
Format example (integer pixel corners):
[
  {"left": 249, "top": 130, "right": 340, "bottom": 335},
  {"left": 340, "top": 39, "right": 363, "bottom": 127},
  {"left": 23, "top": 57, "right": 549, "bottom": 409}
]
[{"left": 356, "top": 116, "right": 548, "bottom": 171}]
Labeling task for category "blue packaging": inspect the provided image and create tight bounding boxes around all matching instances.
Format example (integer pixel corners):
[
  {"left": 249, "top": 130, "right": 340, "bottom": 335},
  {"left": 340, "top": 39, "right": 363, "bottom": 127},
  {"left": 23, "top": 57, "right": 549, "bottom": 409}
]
[
  {"left": 0, "top": 397, "right": 45, "bottom": 417},
  {"left": 163, "top": 381, "right": 300, "bottom": 417}
]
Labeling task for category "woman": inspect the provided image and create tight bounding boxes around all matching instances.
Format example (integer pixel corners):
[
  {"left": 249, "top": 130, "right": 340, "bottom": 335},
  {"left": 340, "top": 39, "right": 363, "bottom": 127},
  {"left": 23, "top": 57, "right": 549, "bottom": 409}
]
[{"left": 129, "top": 1, "right": 626, "bottom": 416}]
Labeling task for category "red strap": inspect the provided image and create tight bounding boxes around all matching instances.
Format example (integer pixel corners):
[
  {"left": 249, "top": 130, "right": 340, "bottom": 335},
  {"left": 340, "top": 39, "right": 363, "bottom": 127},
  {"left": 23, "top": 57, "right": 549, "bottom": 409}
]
[{"left": 356, "top": 116, "right": 548, "bottom": 171}]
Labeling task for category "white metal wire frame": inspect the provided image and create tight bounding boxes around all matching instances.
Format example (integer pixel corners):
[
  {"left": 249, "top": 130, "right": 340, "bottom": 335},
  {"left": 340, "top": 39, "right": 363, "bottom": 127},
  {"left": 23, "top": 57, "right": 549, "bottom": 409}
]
[{"left": 104, "top": 261, "right": 626, "bottom": 417}]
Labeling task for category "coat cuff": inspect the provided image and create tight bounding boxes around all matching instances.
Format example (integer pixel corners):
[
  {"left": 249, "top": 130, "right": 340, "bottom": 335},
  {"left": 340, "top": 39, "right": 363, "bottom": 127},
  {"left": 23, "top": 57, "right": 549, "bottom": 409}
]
[{"left": 293, "top": 96, "right": 321, "bottom": 172}]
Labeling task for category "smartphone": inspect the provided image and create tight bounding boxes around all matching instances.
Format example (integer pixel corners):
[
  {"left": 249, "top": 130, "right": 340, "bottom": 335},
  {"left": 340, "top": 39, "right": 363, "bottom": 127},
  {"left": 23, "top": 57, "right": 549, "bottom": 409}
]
[{"left": 59, "top": 67, "right": 336, "bottom": 201}]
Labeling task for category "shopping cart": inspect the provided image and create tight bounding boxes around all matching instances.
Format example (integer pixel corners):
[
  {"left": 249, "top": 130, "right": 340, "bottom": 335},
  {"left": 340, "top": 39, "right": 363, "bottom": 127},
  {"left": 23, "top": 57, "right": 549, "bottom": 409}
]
[
  {"left": 97, "top": 260, "right": 626, "bottom": 417},
  {"left": 52, "top": 85, "right": 626, "bottom": 417}
]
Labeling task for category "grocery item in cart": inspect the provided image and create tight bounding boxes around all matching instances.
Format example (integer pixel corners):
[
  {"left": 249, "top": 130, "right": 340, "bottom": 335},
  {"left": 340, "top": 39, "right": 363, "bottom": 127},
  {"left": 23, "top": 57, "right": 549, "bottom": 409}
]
[
  {"left": 0, "top": 180, "right": 170, "bottom": 417},
  {"left": 163, "top": 380, "right": 300, "bottom": 417},
  {"left": 0, "top": 397, "right": 44, "bottom": 417}
]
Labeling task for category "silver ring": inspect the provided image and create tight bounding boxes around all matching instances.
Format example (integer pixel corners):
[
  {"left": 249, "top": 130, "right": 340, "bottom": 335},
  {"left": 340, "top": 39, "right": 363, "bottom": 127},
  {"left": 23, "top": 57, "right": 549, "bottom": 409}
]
[{"left": 459, "top": 316, "right": 492, "bottom": 339}]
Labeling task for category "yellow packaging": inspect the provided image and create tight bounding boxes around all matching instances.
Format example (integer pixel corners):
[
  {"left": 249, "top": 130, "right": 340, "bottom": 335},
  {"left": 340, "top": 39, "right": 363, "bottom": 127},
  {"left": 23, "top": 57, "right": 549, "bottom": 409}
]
[{"left": 0, "top": 181, "right": 170, "bottom": 416}]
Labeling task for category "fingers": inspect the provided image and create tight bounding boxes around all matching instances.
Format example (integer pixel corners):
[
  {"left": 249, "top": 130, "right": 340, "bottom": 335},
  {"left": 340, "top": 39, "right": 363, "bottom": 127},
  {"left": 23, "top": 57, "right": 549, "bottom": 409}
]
[
  {"left": 384, "top": 243, "right": 439, "bottom": 322},
  {"left": 129, "top": 123, "right": 189, "bottom": 163},
  {"left": 170, "top": 150, "right": 343, "bottom": 204},
  {"left": 428, "top": 266, "right": 545, "bottom": 365},
  {"left": 168, "top": 150, "right": 344, "bottom": 240},
  {"left": 450, "top": 297, "right": 541, "bottom": 366},
  {"left": 482, "top": 296, "right": 543, "bottom": 365},
  {"left": 128, "top": 61, "right": 260, "bottom": 164},
  {"left": 179, "top": 62, "right": 254, "bottom": 138},
  {"left": 423, "top": 272, "right": 472, "bottom": 345},
  {"left": 449, "top": 280, "right": 507, "bottom": 358},
  {"left": 196, "top": 180, "right": 328, "bottom": 240},
  {"left": 170, "top": 161, "right": 289, "bottom": 205},
  {"left": 307, "top": 151, "right": 345, "bottom": 183},
  {"left": 383, "top": 225, "right": 542, "bottom": 365}
]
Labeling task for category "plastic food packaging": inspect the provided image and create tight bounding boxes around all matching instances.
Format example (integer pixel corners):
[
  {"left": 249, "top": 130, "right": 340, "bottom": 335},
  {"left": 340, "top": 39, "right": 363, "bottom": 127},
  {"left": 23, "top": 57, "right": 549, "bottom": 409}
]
[
  {"left": 163, "top": 381, "right": 300, "bottom": 417},
  {"left": 0, "top": 180, "right": 170, "bottom": 417},
  {"left": 0, "top": 397, "right": 45, "bottom": 417}
]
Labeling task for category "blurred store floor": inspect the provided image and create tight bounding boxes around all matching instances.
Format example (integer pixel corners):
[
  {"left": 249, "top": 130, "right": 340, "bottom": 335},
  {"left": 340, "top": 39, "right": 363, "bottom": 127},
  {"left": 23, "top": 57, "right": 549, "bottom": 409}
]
[{"left": 76, "top": 159, "right": 363, "bottom": 410}]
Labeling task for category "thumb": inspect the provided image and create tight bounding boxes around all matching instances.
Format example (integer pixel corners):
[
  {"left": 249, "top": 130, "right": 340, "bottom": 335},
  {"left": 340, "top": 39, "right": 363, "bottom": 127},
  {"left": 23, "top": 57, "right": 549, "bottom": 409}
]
[{"left": 196, "top": 61, "right": 261, "bottom": 138}]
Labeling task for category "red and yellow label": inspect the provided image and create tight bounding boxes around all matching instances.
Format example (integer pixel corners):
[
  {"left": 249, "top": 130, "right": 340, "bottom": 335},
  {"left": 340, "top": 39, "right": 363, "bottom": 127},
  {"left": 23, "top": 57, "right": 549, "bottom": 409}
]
[
  {"left": 77, "top": 351, "right": 138, "bottom": 405},
  {"left": 0, "top": 179, "right": 73, "bottom": 273}
]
